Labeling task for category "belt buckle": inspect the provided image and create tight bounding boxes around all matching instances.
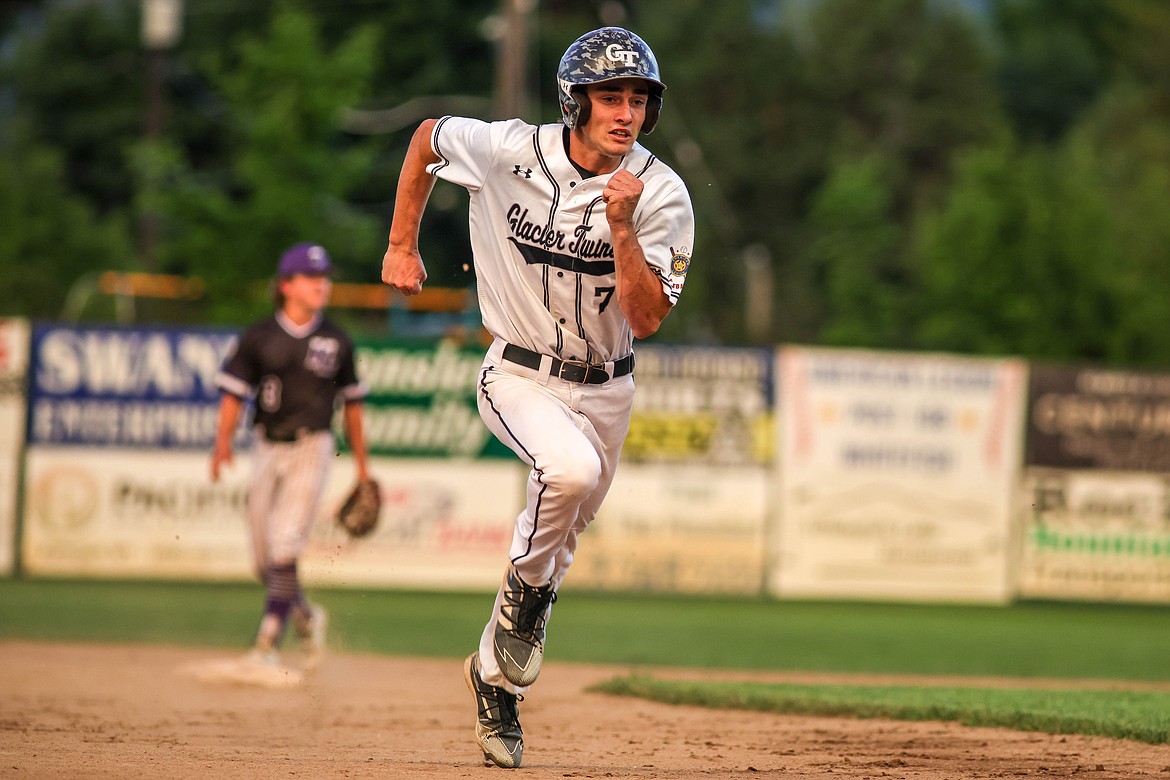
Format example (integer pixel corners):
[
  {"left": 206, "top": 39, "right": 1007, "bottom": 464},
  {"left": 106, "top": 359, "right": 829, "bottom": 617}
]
[{"left": 557, "top": 359, "right": 592, "bottom": 384}]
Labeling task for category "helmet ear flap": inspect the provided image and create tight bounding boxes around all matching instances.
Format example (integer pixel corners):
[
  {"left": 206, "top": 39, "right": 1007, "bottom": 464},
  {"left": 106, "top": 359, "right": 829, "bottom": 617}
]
[
  {"left": 643, "top": 93, "right": 662, "bottom": 135},
  {"left": 570, "top": 86, "right": 590, "bottom": 130}
]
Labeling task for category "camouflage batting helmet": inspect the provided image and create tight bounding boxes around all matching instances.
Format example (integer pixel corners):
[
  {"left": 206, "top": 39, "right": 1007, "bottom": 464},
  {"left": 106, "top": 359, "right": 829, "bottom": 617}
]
[{"left": 556, "top": 27, "right": 666, "bottom": 135}]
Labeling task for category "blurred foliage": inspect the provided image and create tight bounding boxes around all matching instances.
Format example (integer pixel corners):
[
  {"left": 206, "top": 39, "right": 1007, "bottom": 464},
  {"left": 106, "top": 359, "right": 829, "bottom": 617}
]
[
  {"left": 1, "top": 0, "right": 1169, "bottom": 367},
  {"left": 0, "top": 143, "right": 134, "bottom": 317},
  {"left": 913, "top": 137, "right": 1118, "bottom": 359},
  {"left": 994, "top": 0, "right": 1121, "bottom": 142},
  {"left": 135, "top": 7, "right": 385, "bottom": 323}
]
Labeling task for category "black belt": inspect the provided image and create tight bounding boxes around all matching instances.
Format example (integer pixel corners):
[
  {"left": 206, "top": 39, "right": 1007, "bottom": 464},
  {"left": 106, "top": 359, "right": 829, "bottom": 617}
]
[
  {"left": 502, "top": 343, "right": 633, "bottom": 385},
  {"left": 262, "top": 427, "right": 320, "bottom": 443}
]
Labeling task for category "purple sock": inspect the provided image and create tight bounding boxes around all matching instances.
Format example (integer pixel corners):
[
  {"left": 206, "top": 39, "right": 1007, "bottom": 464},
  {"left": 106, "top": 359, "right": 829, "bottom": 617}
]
[{"left": 262, "top": 562, "right": 299, "bottom": 647}]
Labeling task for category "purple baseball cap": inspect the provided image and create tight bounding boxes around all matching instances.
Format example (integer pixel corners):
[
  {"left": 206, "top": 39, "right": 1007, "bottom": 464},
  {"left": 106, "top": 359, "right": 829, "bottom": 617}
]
[{"left": 277, "top": 242, "right": 333, "bottom": 277}]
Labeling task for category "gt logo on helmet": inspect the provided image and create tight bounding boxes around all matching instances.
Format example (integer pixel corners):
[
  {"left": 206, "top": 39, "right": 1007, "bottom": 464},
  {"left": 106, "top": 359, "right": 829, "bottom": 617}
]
[{"left": 605, "top": 43, "right": 639, "bottom": 67}]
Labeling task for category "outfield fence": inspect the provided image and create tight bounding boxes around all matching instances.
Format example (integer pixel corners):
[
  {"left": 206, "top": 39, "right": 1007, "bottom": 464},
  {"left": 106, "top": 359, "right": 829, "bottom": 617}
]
[{"left": 5, "top": 317, "right": 1169, "bottom": 604}]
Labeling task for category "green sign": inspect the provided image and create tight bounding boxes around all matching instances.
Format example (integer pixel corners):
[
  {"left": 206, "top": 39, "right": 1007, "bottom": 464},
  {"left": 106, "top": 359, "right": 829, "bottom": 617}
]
[{"left": 347, "top": 338, "right": 511, "bottom": 459}]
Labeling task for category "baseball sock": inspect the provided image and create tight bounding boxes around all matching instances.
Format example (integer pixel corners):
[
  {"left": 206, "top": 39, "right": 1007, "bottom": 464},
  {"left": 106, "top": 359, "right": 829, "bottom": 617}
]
[{"left": 257, "top": 561, "right": 299, "bottom": 649}]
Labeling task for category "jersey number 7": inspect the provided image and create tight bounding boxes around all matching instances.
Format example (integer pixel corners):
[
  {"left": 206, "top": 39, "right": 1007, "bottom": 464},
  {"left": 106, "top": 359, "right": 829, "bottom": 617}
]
[{"left": 594, "top": 286, "right": 615, "bottom": 314}]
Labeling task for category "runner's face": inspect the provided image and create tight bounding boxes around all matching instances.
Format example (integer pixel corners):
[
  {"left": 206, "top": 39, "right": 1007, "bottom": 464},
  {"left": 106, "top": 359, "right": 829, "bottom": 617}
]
[
  {"left": 574, "top": 79, "right": 649, "bottom": 168},
  {"left": 280, "top": 273, "right": 331, "bottom": 315}
]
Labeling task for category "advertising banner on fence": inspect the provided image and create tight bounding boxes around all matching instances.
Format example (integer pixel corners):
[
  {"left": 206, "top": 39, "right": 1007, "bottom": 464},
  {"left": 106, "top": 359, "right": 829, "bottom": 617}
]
[
  {"left": 355, "top": 337, "right": 510, "bottom": 459},
  {"left": 770, "top": 346, "right": 1027, "bottom": 602},
  {"left": 303, "top": 458, "right": 523, "bottom": 590},
  {"left": 25, "top": 325, "right": 508, "bottom": 457},
  {"left": 21, "top": 447, "right": 522, "bottom": 588},
  {"left": 570, "top": 345, "right": 774, "bottom": 594},
  {"left": 1025, "top": 364, "right": 1170, "bottom": 472},
  {"left": 0, "top": 318, "right": 29, "bottom": 575},
  {"left": 21, "top": 325, "right": 523, "bottom": 588},
  {"left": 1017, "top": 363, "right": 1170, "bottom": 602},
  {"left": 26, "top": 323, "right": 237, "bottom": 449},
  {"left": 22, "top": 447, "right": 253, "bottom": 579},
  {"left": 619, "top": 344, "right": 775, "bottom": 467},
  {"left": 1017, "top": 467, "right": 1170, "bottom": 602}
]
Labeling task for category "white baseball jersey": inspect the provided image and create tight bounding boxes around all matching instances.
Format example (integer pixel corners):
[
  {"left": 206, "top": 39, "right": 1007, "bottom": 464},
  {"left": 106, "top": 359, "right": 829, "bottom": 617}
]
[{"left": 427, "top": 117, "right": 695, "bottom": 363}]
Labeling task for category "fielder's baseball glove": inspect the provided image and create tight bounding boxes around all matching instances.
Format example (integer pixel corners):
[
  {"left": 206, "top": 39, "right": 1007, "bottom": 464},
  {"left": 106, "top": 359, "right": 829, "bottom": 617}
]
[{"left": 337, "top": 478, "right": 382, "bottom": 538}]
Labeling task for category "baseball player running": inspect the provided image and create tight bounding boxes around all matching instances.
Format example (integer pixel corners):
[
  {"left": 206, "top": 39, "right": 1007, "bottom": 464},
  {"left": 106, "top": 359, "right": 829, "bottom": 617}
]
[
  {"left": 382, "top": 27, "right": 694, "bottom": 768},
  {"left": 211, "top": 242, "right": 370, "bottom": 674}
]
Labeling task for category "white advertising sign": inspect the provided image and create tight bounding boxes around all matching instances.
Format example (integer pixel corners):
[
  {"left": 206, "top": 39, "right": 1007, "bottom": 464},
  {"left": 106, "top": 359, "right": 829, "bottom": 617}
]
[
  {"left": 0, "top": 318, "right": 30, "bottom": 575},
  {"left": 570, "top": 462, "right": 768, "bottom": 594},
  {"left": 565, "top": 344, "right": 773, "bottom": 594},
  {"left": 22, "top": 447, "right": 524, "bottom": 590},
  {"left": 303, "top": 458, "right": 524, "bottom": 590},
  {"left": 22, "top": 447, "right": 254, "bottom": 579},
  {"left": 1018, "top": 467, "right": 1170, "bottom": 602},
  {"left": 771, "top": 346, "right": 1027, "bottom": 602}
]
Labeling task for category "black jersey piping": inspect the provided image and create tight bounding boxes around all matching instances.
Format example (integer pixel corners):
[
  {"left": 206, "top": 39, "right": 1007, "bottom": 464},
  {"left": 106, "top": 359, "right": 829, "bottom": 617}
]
[
  {"left": 633, "top": 155, "right": 657, "bottom": 178},
  {"left": 574, "top": 276, "right": 588, "bottom": 352},
  {"left": 655, "top": 265, "right": 683, "bottom": 301},
  {"left": 478, "top": 365, "right": 545, "bottom": 563},
  {"left": 429, "top": 116, "right": 454, "bottom": 175},
  {"left": 532, "top": 128, "right": 565, "bottom": 355}
]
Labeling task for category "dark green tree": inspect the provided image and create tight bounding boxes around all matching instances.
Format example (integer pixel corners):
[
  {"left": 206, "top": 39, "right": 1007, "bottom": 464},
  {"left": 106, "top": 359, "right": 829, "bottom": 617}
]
[
  {"left": 798, "top": 0, "right": 1004, "bottom": 346},
  {"left": 1107, "top": 0, "right": 1170, "bottom": 89},
  {"left": 993, "top": 0, "right": 1123, "bottom": 142},
  {"left": 0, "top": 0, "right": 501, "bottom": 324},
  {"left": 0, "top": 143, "right": 134, "bottom": 317},
  {"left": 806, "top": 155, "right": 905, "bottom": 348},
  {"left": 140, "top": 6, "right": 383, "bottom": 323},
  {"left": 1, "top": 1, "right": 143, "bottom": 212},
  {"left": 1069, "top": 84, "right": 1170, "bottom": 366},
  {"left": 4, "top": 0, "right": 1170, "bottom": 360},
  {"left": 911, "top": 137, "right": 1118, "bottom": 360}
]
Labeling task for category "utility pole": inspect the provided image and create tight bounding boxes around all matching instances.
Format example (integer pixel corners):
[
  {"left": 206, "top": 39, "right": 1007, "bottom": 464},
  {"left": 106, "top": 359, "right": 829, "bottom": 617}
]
[
  {"left": 140, "top": 0, "right": 183, "bottom": 271},
  {"left": 743, "top": 243, "right": 773, "bottom": 344},
  {"left": 493, "top": 0, "right": 535, "bottom": 120}
]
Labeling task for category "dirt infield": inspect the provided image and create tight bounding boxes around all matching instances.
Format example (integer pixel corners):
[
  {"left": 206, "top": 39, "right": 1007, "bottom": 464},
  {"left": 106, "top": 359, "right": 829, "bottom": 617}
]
[{"left": 3, "top": 640, "right": 1170, "bottom": 779}]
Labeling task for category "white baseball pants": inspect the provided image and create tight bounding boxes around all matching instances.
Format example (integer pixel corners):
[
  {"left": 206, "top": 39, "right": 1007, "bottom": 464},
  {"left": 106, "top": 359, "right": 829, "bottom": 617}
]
[
  {"left": 474, "top": 338, "right": 635, "bottom": 691},
  {"left": 245, "top": 431, "right": 334, "bottom": 575}
]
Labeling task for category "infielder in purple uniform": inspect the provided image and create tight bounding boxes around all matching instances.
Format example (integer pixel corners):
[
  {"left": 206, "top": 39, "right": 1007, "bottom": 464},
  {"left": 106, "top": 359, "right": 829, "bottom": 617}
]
[
  {"left": 211, "top": 242, "right": 370, "bottom": 672},
  {"left": 382, "top": 27, "right": 694, "bottom": 768}
]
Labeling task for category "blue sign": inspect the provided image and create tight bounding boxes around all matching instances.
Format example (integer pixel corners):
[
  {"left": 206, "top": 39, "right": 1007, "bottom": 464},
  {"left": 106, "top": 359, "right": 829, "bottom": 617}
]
[{"left": 27, "top": 323, "right": 240, "bottom": 449}]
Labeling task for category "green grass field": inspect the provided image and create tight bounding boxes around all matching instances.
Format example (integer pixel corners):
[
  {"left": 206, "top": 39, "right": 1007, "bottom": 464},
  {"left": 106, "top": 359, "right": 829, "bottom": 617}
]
[
  {"left": 595, "top": 676, "right": 1170, "bottom": 744},
  {"left": 4, "top": 579, "right": 1170, "bottom": 743}
]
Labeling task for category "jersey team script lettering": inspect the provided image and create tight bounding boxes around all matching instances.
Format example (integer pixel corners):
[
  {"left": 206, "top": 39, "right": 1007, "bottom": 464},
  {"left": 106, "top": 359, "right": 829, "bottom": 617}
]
[{"left": 429, "top": 117, "right": 695, "bottom": 362}]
